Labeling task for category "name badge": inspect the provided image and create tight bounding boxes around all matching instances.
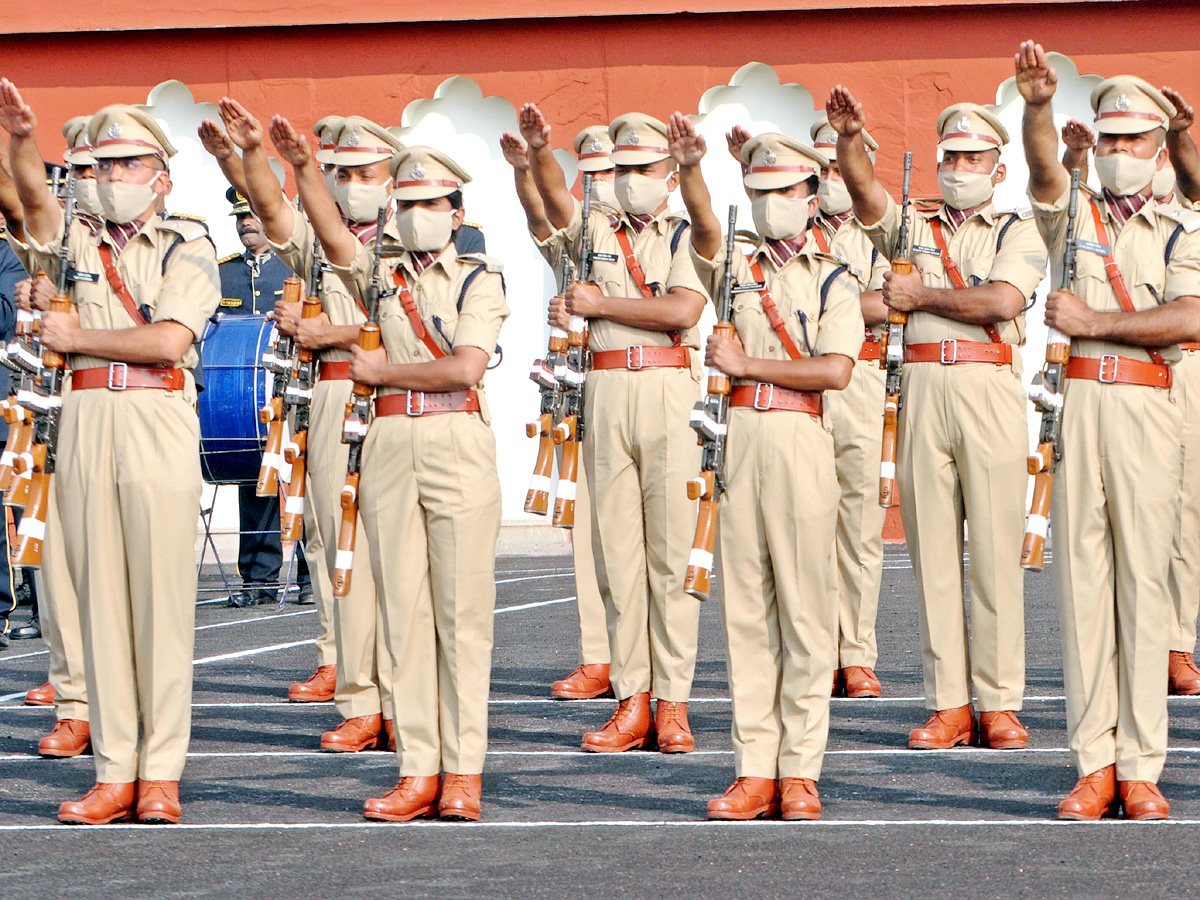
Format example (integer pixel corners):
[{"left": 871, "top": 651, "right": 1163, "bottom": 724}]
[
  {"left": 733, "top": 282, "right": 765, "bottom": 293},
  {"left": 220, "top": 298, "right": 243, "bottom": 308},
  {"left": 68, "top": 269, "right": 100, "bottom": 284},
  {"left": 589, "top": 252, "right": 619, "bottom": 264},
  {"left": 1075, "top": 238, "right": 1111, "bottom": 257},
  {"left": 912, "top": 245, "right": 941, "bottom": 256}
]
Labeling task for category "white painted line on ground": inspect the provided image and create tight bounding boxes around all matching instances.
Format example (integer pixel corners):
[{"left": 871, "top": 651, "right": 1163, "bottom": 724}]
[
  {"left": 495, "top": 596, "right": 577, "bottom": 614},
  {"left": 0, "top": 816, "right": 1190, "bottom": 832},
  {"left": 494, "top": 571, "right": 574, "bottom": 585},
  {"left": 0, "top": 649, "right": 49, "bottom": 662},
  {"left": 193, "top": 640, "right": 316, "bottom": 666},
  {"left": 0, "top": 692, "right": 26, "bottom": 703}
]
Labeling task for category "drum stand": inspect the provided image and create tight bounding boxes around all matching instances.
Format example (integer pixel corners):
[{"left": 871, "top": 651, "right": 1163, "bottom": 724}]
[{"left": 196, "top": 485, "right": 305, "bottom": 605}]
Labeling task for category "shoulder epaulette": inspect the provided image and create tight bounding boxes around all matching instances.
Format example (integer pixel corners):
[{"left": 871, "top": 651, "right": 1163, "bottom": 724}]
[
  {"left": 462, "top": 221, "right": 483, "bottom": 231},
  {"left": 158, "top": 216, "right": 211, "bottom": 242},
  {"left": 996, "top": 207, "right": 1034, "bottom": 220},
  {"left": 814, "top": 250, "right": 852, "bottom": 268},
  {"left": 168, "top": 212, "right": 207, "bottom": 223},
  {"left": 1155, "top": 205, "right": 1200, "bottom": 234},
  {"left": 218, "top": 252, "right": 243, "bottom": 265},
  {"left": 914, "top": 198, "right": 942, "bottom": 214},
  {"left": 458, "top": 252, "right": 504, "bottom": 274}
]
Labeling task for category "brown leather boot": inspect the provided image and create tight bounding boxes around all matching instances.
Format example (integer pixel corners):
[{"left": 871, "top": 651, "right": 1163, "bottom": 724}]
[
  {"left": 655, "top": 700, "right": 695, "bottom": 753},
  {"left": 320, "top": 714, "right": 384, "bottom": 752},
  {"left": 363, "top": 776, "right": 440, "bottom": 822},
  {"left": 1058, "top": 764, "right": 1117, "bottom": 820},
  {"left": 779, "top": 778, "right": 822, "bottom": 821},
  {"left": 383, "top": 718, "right": 396, "bottom": 752},
  {"left": 908, "top": 706, "right": 975, "bottom": 749},
  {"left": 551, "top": 663, "right": 614, "bottom": 700},
  {"left": 439, "top": 773, "right": 482, "bottom": 821},
  {"left": 707, "top": 777, "right": 780, "bottom": 820},
  {"left": 58, "top": 782, "right": 136, "bottom": 825},
  {"left": 288, "top": 665, "right": 336, "bottom": 703},
  {"left": 24, "top": 681, "right": 55, "bottom": 706},
  {"left": 137, "top": 780, "right": 181, "bottom": 824},
  {"left": 1169, "top": 651, "right": 1200, "bottom": 696},
  {"left": 842, "top": 666, "right": 882, "bottom": 699},
  {"left": 581, "top": 693, "right": 653, "bottom": 753},
  {"left": 979, "top": 710, "right": 1029, "bottom": 750},
  {"left": 1119, "top": 781, "right": 1169, "bottom": 820},
  {"left": 38, "top": 719, "right": 91, "bottom": 758}
]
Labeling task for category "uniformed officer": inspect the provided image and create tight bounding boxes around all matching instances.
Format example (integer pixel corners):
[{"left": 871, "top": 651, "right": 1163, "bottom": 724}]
[
  {"left": 809, "top": 115, "right": 892, "bottom": 699},
  {"left": 216, "top": 186, "right": 313, "bottom": 608},
  {"left": 292, "top": 144, "right": 507, "bottom": 821},
  {"left": 218, "top": 100, "right": 396, "bottom": 752},
  {"left": 829, "top": 86, "right": 1047, "bottom": 751},
  {"left": 1017, "top": 43, "right": 1200, "bottom": 820},
  {"left": 670, "top": 118, "right": 863, "bottom": 820},
  {"left": 499, "top": 124, "right": 612, "bottom": 701},
  {"left": 0, "top": 86, "right": 221, "bottom": 825},
  {"left": 521, "top": 104, "right": 707, "bottom": 753}
]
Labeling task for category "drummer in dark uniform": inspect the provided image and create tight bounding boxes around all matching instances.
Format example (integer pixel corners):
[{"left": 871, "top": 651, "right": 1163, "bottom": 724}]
[{"left": 217, "top": 188, "right": 312, "bottom": 607}]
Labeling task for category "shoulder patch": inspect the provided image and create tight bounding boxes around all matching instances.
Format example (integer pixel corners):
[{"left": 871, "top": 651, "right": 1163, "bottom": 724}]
[
  {"left": 1156, "top": 206, "right": 1200, "bottom": 234},
  {"left": 458, "top": 252, "right": 504, "bottom": 274},
  {"left": 218, "top": 253, "right": 243, "bottom": 265},
  {"left": 158, "top": 217, "right": 211, "bottom": 242}
]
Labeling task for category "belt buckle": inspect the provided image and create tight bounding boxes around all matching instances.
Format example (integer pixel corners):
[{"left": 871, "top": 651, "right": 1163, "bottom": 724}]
[
  {"left": 753, "top": 382, "right": 774, "bottom": 411},
  {"left": 939, "top": 339, "right": 958, "bottom": 365},
  {"left": 626, "top": 345, "right": 644, "bottom": 370},
  {"left": 406, "top": 391, "right": 425, "bottom": 417},
  {"left": 107, "top": 362, "right": 128, "bottom": 391},
  {"left": 1099, "top": 354, "right": 1119, "bottom": 384}
]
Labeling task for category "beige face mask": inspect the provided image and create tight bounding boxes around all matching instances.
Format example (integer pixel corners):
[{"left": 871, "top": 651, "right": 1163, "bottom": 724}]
[
  {"left": 592, "top": 178, "right": 618, "bottom": 210},
  {"left": 817, "top": 178, "right": 852, "bottom": 215},
  {"left": 937, "top": 167, "right": 996, "bottom": 211},
  {"left": 614, "top": 172, "right": 671, "bottom": 216},
  {"left": 333, "top": 180, "right": 391, "bottom": 224},
  {"left": 1094, "top": 150, "right": 1159, "bottom": 197},
  {"left": 97, "top": 179, "right": 159, "bottom": 224},
  {"left": 751, "top": 192, "right": 812, "bottom": 241},
  {"left": 74, "top": 178, "right": 103, "bottom": 218},
  {"left": 1152, "top": 164, "right": 1176, "bottom": 199},
  {"left": 397, "top": 206, "right": 454, "bottom": 252}
]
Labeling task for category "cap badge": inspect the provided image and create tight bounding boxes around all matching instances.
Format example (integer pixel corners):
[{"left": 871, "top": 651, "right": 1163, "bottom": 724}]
[
  {"left": 762, "top": 150, "right": 777, "bottom": 165},
  {"left": 107, "top": 122, "right": 123, "bottom": 139},
  {"left": 955, "top": 116, "right": 971, "bottom": 134},
  {"left": 410, "top": 163, "right": 426, "bottom": 179},
  {"left": 627, "top": 132, "right": 640, "bottom": 145},
  {"left": 1115, "top": 94, "right": 1131, "bottom": 112},
  {"left": 588, "top": 138, "right": 603, "bottom": 154},
  {"left": 345, "top": 131, "right": 360, "bottom": 147}
]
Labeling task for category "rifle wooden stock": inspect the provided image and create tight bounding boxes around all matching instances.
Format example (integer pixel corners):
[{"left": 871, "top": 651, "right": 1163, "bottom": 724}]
[
  {"left": 1021, "top": 465, "right": 1053, "bottom": 571},
  {"left": 683, "top": 470, "right": 718, "bottom": 602},
  {"left": 878, "top": 257, "right": 912, "bottom": 508},
  {"left": 707, "top": 322, "right": 735, "bottom": 397},
  {"left": 10, "top": 469, "right": 50, "bottom": 567},
  {"left": 280, "top": 430, "right": 307, "bottom": 542},
  {"left": 0, "top": 399, "right": 26, "bottom": 491},
  {"left": 4, "top": 423, "right": 35, "bottom": 507},
  {"left": 256, "top": 416, "right": 284, "bottom": 496},
  {"left": 525, "top": 412, "right": 554, "bottom": 515},
  {"left": 40, "top": 295, "right": 72, "bottom": 370},
  {"left": 332, "top": 472, "right": 360, "bottom": 597},
  {"left": 552, "top": 416, "right": 579, "bottom": 528}
]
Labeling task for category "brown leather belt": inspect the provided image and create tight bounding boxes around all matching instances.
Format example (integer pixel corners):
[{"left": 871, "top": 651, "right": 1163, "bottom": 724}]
[
  {"left": 375, "top": 389, "right": 480, "bottom": 417},
  {"left": 318, "top": 360, "right": 351, "bottom": 381},
  {"left": 904, "top": 340, "right": 1012, "bottom": 366},
  {"left": 858, "top": 339, "right": 882, "bottom": 362},
  {"left": 590, "top": 346, "right": 690, "bottom": 371},
  {"left": 71, "top": 364, "right": 184, "bottom": 392},
  {"left": 1065, "top": 355, "right": 1172, "bottom": 389},
  {"left": 1181, "top": 342, "right": 1200, "bottom": 353},
  {"left": 729, "top": 383, "right": 823, "bottom": 416}
]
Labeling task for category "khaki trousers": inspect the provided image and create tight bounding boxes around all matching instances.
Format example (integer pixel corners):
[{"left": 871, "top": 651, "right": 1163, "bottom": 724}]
[
  {"left": 553, "top": 442, "right": 608, "bottom": 666},
  {"left": 1169, "top": 352, "right": 1200, "bottom": 652},
  {"left": 826, "top": 357, "right": 888, "bottom": 669},
  {"left": 1054, "top": 379, "right": 1181, "bottom": 781},
  {"left": 300, "top": 479, "right": 336, "bottom": 671},
  {"left": 56, "top": 389, "right": 201, "bottom": 782},
  {"left": 718, "top": 408, "right": 839, "bottom": 781},
  {"left": 38, "top": 484, "right": 88, "bottom": 722},
  {"left": 308, "top": 379, "right": 390, "bottom": 720},
  {"left": 583, "top": 366, "right": 701, "bottom": 702},
  {"left": 360, "top": 412, "right": 501, "bottom": 776},
  {"left": 897, "top": 363, "right": 1027, "bottom": 712}
]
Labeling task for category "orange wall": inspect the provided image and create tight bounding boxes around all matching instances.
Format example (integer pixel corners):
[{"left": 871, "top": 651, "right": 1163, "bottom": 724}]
[{"left": 4, "top": 0, "right": 1197, "bottom": 195}]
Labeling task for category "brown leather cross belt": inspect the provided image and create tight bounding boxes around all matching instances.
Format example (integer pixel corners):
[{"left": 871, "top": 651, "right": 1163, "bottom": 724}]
[
  {"left": 590, "top": 346, "right": 690, "bottom": 371},
  {"left": 904, "top": 340, "right": 1012, "bottom": 366},
  {"left": 317, "top": 360, "right": 351, "bottom": 381},
  {"left": 1065, "top": 355, "right": 1172, "bottom": 389},
  {"left": 375, "top": 389, "right": 480, "bottom": 417},
  {"left": 71, "top": 364, "right": 184, "bottom": 392},
  {"left": 858, "top": 338, "right": 882, "bottom": 362},
  {"left": 729, "top": 383, "right": 823, "bottom": 416}
]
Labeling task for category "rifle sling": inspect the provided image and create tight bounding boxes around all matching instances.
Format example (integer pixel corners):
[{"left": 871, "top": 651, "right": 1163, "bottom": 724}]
[
  {"left": 928, "top": 217, "right": 1003, "bottom": 344},
  {"left": 748, "top": 259, "right": 804, "bottom": 361},
  {"left": 1088, "top": 199, "right": 1166, "bottom": 366},
  {"left": 392, "top": 269, "right": 447, "bottom": 360},
  {"left": 97, "top": 243, "right": 150, "bottom": 327},
  {"left": 613, "top": 224, "right": 682, "bottom": 348}
]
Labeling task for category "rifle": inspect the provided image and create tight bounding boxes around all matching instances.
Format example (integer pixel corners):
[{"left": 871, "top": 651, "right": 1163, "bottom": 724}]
[
  {"left": 333, "top": 205, "right": 390, "bottom": 597},
  {"left": 878, "top": 151, "right": 913, "bottom": 509},
  {"left": 551, "top": 173, "right": 596, "bottom": 528},
  {"left": 10, "top": 169, "right": 76, "bottom": 566},
  {"left": 1021, "top": 168, "right": 1080, "bottom": 571},
  {"left": 256, "top": 266, "right": 303, "bottom": 496},
  {"left": 683, "top": 205, "right": 738, "bottom": 602},
  {"left": 525, "top": 254, "right": 573, "bottom": 515},
  {"left": 3, "top": 269, "right": 52, "bottom": 505}
]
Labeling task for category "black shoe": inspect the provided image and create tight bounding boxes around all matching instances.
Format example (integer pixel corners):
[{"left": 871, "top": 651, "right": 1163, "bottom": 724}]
[
  {"left": 296, "top": 584, "right": 315, "bottom": 606},
  {"left": 0, "top": 631, "right": 9, "bottom": 650},
  {"left": 10, "top": 616, "right": 40, "bottom": 640},
  {"left": 227, "top": 586, "right": 274, "bottom": 608}
]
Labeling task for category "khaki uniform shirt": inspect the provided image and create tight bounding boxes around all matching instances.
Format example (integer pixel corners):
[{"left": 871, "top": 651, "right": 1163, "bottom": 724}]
[
  {"left": 814, "top": 214, "right": 890, "bottom": 341},
  {"left": 17, "top": 214, "right": 219, "bottom": 395},
  {"left": 563, "top": 200, "right": 708, "bottom": 353},
  {"left": 691, "top": 236, "right": 865, "bottom": 385},
  {"left": 1030, "top": 185, "right": 1200, "bottom": 364},
  {"left": 335, "top": 242, "right": 509, "bottom": 423},
  {"left": 863, "top": 196, "right": 1048, "bottom": 373}
]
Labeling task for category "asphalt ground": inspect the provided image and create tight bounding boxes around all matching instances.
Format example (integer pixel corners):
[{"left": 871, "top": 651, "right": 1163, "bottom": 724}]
[{"left": 2, "top": 546, "right": 1199, "bottom": 899}]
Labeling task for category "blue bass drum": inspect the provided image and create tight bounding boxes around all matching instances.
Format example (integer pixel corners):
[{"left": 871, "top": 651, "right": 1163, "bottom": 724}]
[{"left": 197, "top": 313, "right": 275, "bottom": 484}]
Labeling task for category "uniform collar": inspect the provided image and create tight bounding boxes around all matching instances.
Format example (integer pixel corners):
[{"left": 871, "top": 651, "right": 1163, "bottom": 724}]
[
  {"left": 920, "top": 198, "right": 998, "bottom": 227},
  {"left": 750, "top": 232, "right": 820, "bottom": 270},
  {"left": 399, "top": 241, "right": 458, "bottom": 279},
  {"left": 615, "top": 205, "right": 671, "bottom": 236}
]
